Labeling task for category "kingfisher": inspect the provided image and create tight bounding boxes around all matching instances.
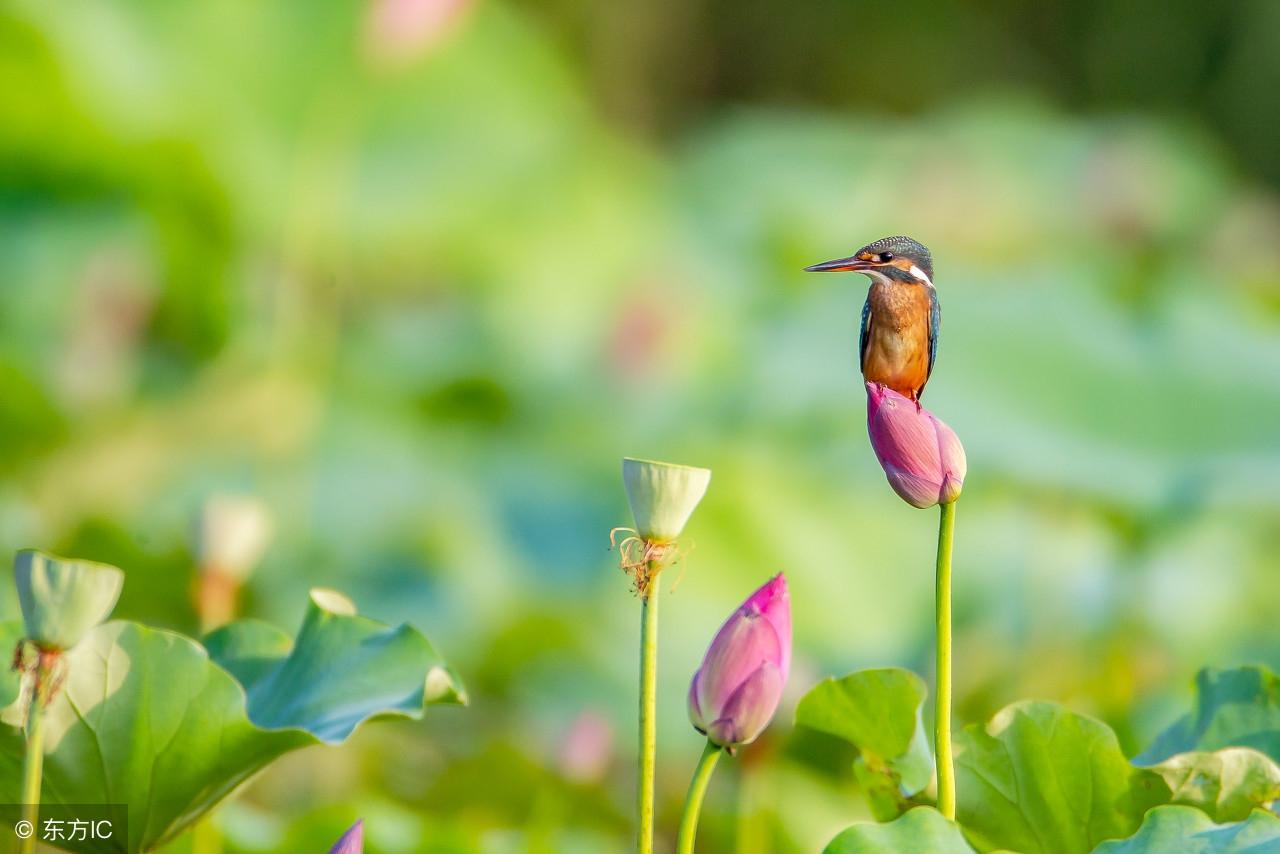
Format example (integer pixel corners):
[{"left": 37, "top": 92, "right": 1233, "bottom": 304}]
[{"left": 805, "top": 235, "right": 939, "bottom": 403}]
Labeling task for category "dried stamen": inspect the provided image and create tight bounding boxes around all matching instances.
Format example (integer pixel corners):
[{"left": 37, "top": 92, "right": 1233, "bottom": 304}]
[
  {"left": 610, "top": 528, "right": 691, "bottom": 597},
  {"left": 11, "top": 639, "right": 67, "bottom": 725}
]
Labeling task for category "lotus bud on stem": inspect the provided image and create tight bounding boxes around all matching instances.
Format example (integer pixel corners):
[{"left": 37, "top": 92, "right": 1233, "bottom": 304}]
[
  {"left": 192, "top": 495, "right": 273, "bottom": 633},
  {"left": 865, "top": 383, "right": 965, "bottom": 510},
  {"left": 12, "top": 549, "right": 123, "bottom": 854},
  {"left": 189, "top": 498, "right": 270, "bottom": 854},
  {"left": 678, "top": 574, "right": 791, "bottom": 854},
  {"left": 616, "top": 457, "right": 711, "bottom": 854},
  {"left": 864, "top": 382, "right": 966, "bottom": 820}
]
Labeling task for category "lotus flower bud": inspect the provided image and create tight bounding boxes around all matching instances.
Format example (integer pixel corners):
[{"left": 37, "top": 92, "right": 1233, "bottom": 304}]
[
  {"left": 688, "top": 573, "right": 791, "bottom": 749},
  {"left": 622, "top": 458, "right": 711, "bottom": 543},
  {"left": 328, "top": 820, "right": 363, "bottom": 854},
  {"left": 557, "top": 710, "right": 614, "bottom": 784},
  {"left": 866, "top": 383, "right": 966, "bottom": 509},
  {"left": 14, "top": 549, "right": 124, "bottom": 651}
]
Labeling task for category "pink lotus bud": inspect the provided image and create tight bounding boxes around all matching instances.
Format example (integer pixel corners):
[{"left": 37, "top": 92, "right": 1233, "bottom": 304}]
[
  {"left": 557, "top": 710, "right": 614, "bottom": 784},
  {"left": 866, "top": 383, "right": 966, "bottom": 508},
  {"left": 363, "top": 0, "right": 473, "bottom": 68},
  {"left": 688, "top": 573, "right": 791, "bottom": 748},
  {"left": 328, "top": 820, "right": 363, "bottom": 854}
]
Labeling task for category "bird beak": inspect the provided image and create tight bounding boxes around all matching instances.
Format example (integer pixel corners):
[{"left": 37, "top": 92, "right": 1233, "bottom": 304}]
[{"left": 804, "top": 255, "right": 871, "bottom": 273}]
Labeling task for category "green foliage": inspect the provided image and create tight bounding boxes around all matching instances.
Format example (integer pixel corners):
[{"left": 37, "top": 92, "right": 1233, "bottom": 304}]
[
  {"left": 823, "top": 807, "right": 975, "bottom": 853},
  {"left": 1093, "top": 805, "right": 1280, "bottom": 853},
  {"left": 955, "top": 701, "right": 1168, "bottom": 854},
  {"left": 1138, "top": 667, "right": 1280, "bottom": 765},
  {"left": 814, "top": 669, "right": 1280, "bottom": 853},
  {"left": 795, "top": 668, "right": 933, "bottom": 820},
  {"left": 1145, "top": 748, "right": 1280, "bottom": 823},
  {"left": 206, "top": 589, "right": 465, "bottom": 740},
  {"left": 0, "top": 591, "right": 462, "bottom": 853}
]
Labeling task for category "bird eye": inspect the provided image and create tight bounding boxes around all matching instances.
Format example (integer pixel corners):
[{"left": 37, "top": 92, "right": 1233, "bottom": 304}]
[{"left": 878, "top": 252, "right": 894, "bottom": 263}]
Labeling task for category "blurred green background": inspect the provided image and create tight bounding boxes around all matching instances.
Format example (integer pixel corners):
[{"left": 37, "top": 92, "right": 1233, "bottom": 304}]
[{"left": 3, "top": 0, "right": 1280, "bottom": 850}]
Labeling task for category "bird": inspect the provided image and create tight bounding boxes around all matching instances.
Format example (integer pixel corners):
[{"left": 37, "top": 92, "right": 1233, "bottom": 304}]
[{"left": 805, "top": 235, "right": 939, "bottom": 403}]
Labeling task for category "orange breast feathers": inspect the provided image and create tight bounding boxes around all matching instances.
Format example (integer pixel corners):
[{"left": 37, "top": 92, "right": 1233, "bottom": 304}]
[{"left": 861, "top": 283, "right": 933, "bottom": 400}]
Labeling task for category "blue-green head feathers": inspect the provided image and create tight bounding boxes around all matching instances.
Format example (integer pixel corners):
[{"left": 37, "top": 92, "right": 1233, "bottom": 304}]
[{"left": 856, "top": 236, "right": 933, "bottom": 281}]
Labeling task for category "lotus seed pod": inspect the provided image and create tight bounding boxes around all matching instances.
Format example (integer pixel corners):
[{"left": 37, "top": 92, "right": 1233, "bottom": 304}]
[
  {"left": 688, "top": 573, "right": 791, "bottom": 748},
  {"left": 866, "top": 383, "right": 967, "bottom": 509},
  {"left": 14, "top": 549, "right": 124, "bottom": 651},
  {"left": 195, "top": 494, "right": 273, "bottom": 582},
  {"left": 622, "top": 458, "right": 711, "bottom": 543}
]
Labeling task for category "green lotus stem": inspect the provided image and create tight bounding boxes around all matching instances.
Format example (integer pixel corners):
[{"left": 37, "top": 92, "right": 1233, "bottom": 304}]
[
  {"left": 676, "top": 740, "right": 723, "bottom": 854},
  {"left": 935, "top": 500, "right": 957, "bottom": 820},
  {"left": 21, "top": 674, "right": 47, "bottom": 854},
  {"left": 637, "top": 566, "right": 662, "bottom": 854}
]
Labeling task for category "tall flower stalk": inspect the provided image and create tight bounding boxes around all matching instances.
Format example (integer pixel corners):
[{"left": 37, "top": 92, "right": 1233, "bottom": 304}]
[
  {"left": 677, "top": 574, "right": 790, "bottom": 853},
  {"left": 617, "top": 458, "right": 711, "bottom": 854},
  {"left": 866, "top": 383, "right": 966, "bottom": 819},
  {"left": 637, "top": 561, "right": 662, "bottom": 850},
  {"left": 934, "top": 500, "right": 957, "bottom": 818},
  {"left": 676, "top": 742, "right": 722, "bottom": 854},
  {"left": 190, "top": 495, "right": 273, "bottom": 854},
  {"left": 17, "top": 645, "right": 58, "bottom": 854},
  {"left": 13, "top": 550, "right": 123, "bottom": 854}
]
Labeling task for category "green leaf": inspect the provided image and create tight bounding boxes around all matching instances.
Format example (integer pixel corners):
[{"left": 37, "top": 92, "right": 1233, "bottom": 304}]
[
  {"left": 201, "top": 618, "right": 294, "bottom": 688},
  {"left": 207, "top": 589, "right": 467, "bottom": 737},
  {"left": 795, "top": 668, "right": 932, "bottom": 820},
  {"left": 1138, "top": 667, "right": 1280, "bottom": 764},
  {"left": 1092, "top": 805, "right": 1280, "bottom": 853},
  {"left": 955, "top": 701, "right": 1169, "bottom": 854},
  {"left": 0, "top": 589, "right": 464, "bottom": 853},
  {"left": 823, "top": 807, "right": 975, "bottom": 853},
  {"left": 1145, "top": 747, "right": 1280, "bottom": 822}
]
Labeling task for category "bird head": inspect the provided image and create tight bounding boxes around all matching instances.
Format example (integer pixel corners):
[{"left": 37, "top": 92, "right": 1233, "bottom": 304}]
[{"left": 805, "top": 236, "right": 934, "bottom": 285}]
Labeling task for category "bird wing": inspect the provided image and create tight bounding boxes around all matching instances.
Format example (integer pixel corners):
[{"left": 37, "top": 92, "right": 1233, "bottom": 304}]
[
  {"left": 858, "top": 294, "right": 872, "bottom": 372},
  {"left": 927, "top": 286, "right": 940, "bottom": 379}
]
